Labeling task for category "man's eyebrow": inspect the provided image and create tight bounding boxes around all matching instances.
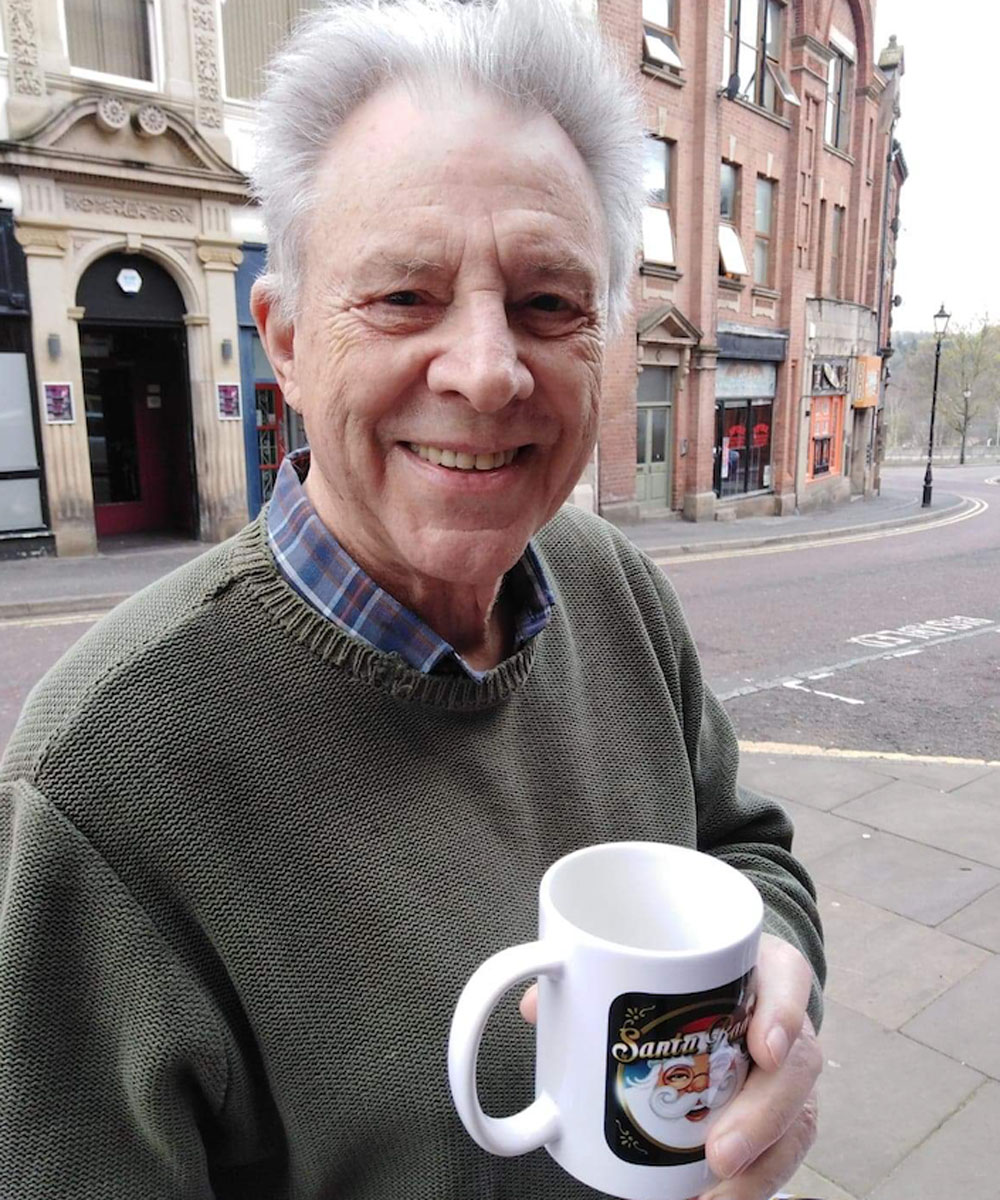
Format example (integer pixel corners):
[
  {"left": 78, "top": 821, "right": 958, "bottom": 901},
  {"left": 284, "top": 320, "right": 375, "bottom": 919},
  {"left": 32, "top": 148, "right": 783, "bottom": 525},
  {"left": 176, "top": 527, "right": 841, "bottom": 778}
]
[
  {"left": 367, "top": 253, "right": 449, "bottom": 279},
  {"left": 515, "top": 254, "right": 600, "bottom": 289}
]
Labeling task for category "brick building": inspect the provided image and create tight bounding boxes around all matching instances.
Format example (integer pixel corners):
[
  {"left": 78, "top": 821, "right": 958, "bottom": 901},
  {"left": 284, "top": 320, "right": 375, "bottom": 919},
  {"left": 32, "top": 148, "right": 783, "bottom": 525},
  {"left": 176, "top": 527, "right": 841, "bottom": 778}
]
[
  {"left": 0, "top": 0, "right": 903, "bottom": 556},
  {"left": 594, "top": 0, "right": 905, "bottom": 523}
]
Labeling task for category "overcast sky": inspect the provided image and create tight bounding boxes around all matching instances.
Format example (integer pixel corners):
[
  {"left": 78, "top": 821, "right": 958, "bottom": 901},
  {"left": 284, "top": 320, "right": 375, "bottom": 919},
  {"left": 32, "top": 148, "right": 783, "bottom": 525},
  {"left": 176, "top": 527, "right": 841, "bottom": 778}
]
[{"left": 873, "top": 0, "right": 995, "bottom": 335}]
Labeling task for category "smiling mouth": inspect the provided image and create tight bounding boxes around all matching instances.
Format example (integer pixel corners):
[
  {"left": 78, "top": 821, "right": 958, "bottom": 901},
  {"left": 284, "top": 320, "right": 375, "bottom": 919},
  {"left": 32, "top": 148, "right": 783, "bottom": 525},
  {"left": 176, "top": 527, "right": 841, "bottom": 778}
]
[
  {"left": 685, "top": 1106, "right": 710, "bottom": 1122},
  {"left": 407, "top": 443, "right": 522, "bottom": 471}
]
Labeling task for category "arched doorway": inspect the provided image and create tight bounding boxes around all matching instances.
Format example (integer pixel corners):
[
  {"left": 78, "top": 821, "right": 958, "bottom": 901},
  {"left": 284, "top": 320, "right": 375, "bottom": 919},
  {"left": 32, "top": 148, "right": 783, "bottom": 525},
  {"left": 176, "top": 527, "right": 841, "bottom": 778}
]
[{"left": 76, "top": 252, "right": 197, "bottom": 538}]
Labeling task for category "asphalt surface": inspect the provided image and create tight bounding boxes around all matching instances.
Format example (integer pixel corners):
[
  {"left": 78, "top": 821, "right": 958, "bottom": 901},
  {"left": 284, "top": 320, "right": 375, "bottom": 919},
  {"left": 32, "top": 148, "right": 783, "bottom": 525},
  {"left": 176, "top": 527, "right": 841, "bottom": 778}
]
[{"left": 658, "top": 464, "right": 1000, "bottom": 760}]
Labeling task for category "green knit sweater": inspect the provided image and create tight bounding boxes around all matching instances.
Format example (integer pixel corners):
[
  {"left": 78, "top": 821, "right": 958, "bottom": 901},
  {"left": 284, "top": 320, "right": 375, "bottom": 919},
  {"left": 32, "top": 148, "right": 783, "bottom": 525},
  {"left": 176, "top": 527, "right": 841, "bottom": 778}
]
[{"left": 0, "top": 506, "right": 823, "bottom": 1199}]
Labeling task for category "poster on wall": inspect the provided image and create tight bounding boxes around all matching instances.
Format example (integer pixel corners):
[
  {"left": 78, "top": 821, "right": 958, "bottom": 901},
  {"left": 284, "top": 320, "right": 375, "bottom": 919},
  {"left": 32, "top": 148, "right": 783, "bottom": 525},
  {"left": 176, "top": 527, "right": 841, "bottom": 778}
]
[
  {"left": 217, "top": 382, "right": 242, "bottom": 421},
  {"left": 44, "top": 382, "right": 74, "bottom": 424}
]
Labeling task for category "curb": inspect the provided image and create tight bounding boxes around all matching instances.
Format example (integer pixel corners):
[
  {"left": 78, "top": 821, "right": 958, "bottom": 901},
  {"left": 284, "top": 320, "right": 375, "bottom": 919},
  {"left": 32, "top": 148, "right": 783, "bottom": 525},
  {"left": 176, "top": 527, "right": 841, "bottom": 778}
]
[
  {"left": 640, "top": 493, "right": 969, "bottom": 560},
  {"left": 0, "top": 593, "right": 132, "bottom": 620}
]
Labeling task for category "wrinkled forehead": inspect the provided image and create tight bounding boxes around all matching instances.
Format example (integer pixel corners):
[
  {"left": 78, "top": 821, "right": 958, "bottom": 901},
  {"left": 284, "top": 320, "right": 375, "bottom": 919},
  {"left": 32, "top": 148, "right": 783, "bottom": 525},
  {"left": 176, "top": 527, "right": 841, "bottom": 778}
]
[{"left": 307, "top": 81, "right": 610, "bottom": 269}]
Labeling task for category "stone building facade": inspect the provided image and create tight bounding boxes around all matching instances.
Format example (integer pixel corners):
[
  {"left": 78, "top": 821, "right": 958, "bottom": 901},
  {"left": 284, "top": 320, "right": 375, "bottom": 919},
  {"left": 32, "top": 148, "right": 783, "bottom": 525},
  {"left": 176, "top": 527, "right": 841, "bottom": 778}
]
[{"left": 0, "top": 0, "right": 250, "bottom": 556}]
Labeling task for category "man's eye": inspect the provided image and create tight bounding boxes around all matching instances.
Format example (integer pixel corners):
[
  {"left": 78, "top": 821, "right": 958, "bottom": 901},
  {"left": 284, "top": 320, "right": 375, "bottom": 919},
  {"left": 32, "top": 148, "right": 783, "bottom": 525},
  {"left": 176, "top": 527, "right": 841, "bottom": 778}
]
[
  {"left": 383, "top": 291, "right": 422, "bottom": 306},
  {"left": 528, "top": 294, "right": 570, "bottom": 312}
]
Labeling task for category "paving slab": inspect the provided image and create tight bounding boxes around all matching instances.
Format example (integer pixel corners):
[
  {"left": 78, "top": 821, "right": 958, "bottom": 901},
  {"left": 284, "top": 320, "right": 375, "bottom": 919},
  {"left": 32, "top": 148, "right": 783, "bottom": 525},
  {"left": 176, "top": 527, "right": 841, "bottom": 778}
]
[
  {"left": 818, "top": 887, "right": 989, "bottom": 1029},
  {"left": 868, "top": 1081, "right": 1000, "bottom": 1200},
  {"left": 767, "top": 796, "right": 871, "bottom": 868},
  {"left": 948, "top": 769, "right": 1000, "bottom": 804},
  {"left": 783, "top": 1162, "right": 858, "bottom": 1200},
  {"left": 902, "top": 954, "right": 1000, "bottom": 1081},
  {"left": 862, "top": 757, "right": 999, "bottom": 794},
  {"left": 939, "top": 884, "right": 1000, "bottom": 953},
  {"left": 835, "top": 779, "right": 1000, "bottom": 869},
  {"left": 738, "top": 755, "right": 892, "bottom": 811},
  {"left": 809, "top": 829, "right": 1000, "bottom": 925},
  {"left": 806, "top": 1000, "right": 983, "bottom": 1198}
]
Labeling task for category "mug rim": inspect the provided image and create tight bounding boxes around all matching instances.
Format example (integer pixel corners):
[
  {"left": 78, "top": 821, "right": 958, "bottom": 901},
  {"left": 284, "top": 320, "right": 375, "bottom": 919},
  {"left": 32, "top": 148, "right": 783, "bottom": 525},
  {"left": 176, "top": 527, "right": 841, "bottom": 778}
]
[{"left": 539, "top": 840, "right": 763, "bottom": 959}]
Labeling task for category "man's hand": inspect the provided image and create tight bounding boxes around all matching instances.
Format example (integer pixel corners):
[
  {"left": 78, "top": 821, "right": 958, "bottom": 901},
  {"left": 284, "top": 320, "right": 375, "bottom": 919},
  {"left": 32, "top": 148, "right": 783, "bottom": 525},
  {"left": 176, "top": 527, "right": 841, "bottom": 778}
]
[{"left": 518, "top": 932, "right": 822, "bottom": 1200}]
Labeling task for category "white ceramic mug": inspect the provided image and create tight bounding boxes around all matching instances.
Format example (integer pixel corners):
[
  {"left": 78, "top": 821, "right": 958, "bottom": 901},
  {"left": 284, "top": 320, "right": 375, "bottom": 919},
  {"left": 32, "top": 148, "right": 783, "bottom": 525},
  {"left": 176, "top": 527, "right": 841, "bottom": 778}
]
[{"left": 448, "top": 841, "right": 763, "bottom": 1200}]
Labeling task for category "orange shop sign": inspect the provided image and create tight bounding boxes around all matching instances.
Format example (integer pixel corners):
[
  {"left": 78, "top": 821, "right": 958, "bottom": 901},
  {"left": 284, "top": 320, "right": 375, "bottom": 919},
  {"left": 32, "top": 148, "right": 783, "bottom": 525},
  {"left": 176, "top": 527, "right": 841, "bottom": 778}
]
[{"left": 854, "top": 355, "right": 881, "bottom": 408}]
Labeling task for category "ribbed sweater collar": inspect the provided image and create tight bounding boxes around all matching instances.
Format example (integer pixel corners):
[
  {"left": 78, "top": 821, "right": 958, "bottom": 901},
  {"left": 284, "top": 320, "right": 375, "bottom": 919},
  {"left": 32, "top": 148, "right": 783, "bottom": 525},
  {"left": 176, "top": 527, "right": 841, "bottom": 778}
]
[{"left": 229, "top": 511, "right": 541, "bottom": 711}]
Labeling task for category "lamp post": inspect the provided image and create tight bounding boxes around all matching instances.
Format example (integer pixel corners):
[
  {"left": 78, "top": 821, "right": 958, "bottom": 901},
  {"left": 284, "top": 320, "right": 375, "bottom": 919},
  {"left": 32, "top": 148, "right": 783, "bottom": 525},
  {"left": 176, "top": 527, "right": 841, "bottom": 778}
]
[{"left": 922, "top": 304, "right": 950, "bottom": 507}]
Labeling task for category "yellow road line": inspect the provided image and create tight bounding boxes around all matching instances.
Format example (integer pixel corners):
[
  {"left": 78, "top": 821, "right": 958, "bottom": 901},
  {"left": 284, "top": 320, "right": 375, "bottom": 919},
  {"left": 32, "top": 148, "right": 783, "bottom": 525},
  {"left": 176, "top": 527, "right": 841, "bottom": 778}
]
[
  {"left": 653, "top": 496, "right": 988, "bottom": 565},
  {"left": 739, "top": 740, "right": 1000, "bottom": 768},
  {"left": 0, "top": 612, "right": 104, "bottom": 629}
]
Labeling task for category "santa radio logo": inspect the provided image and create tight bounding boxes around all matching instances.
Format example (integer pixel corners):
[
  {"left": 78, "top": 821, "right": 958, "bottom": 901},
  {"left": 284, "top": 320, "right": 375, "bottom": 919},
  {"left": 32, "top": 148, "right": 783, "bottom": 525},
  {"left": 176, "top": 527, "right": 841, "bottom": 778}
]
[{"left": 604, "top": 972, "right": 756, "bottom": 1166}]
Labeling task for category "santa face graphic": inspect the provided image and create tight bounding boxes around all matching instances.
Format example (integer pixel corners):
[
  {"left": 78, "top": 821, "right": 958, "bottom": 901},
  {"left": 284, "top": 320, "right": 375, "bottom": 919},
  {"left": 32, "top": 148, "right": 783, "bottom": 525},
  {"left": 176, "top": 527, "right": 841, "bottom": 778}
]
[{"left": 619, "top": 1037, "right": 748, "bottom": 1150}]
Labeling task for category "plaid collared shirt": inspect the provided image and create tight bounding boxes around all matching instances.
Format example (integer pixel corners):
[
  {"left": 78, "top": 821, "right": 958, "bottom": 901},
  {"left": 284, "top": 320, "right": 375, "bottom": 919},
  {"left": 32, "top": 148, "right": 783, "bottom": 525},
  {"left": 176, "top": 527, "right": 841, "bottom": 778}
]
[{"left": 266, "top": 450, "right": 556, "bottom": 679}]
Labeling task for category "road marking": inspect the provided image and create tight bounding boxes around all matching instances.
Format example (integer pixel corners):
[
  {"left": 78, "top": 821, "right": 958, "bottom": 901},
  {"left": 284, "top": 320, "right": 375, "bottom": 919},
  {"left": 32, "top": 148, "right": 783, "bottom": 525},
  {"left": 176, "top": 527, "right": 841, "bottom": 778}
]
[
  {"left": 739, "top": 741, "right": 1000, "bottom": 768},
  {"left": 849, "top": 615, "right": 994, "bottom": 649},
  {"left": 0, "top": 612, "right": 104, "bottom": 629},
  {"left": 783, "top": 679, "right": 864, "bottom": 705},
  {"left": 718, "top": 622, "right": 999, "bottom": 702},
  {"left": 653, "top": 495, "right": 988, "bottom": 566}
]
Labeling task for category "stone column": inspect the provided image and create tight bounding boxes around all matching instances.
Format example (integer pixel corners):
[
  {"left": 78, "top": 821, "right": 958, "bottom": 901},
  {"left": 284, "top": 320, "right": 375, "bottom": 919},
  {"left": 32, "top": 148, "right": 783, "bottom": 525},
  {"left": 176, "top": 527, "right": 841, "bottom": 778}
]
[
  {"left": 187, "top": 220, "right": 247, "bottom": 543},
  {"left": 15, "top": 204, "right": 97, "bottom": 556}
]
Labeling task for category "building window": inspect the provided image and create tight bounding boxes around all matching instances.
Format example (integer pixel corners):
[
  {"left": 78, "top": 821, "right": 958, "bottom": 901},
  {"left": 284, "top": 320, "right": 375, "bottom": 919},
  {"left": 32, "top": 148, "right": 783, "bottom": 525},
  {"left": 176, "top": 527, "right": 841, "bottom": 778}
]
[
  {"left": 221, "top": 0, "right": 324, "bottom": 102},
  {"left": 722, "top": 0, "right": 799, "bottom": 113},
  {"left": 642, "top": 0, "right": 683, "bottom": 71},
  {"left": 809, "top": 394, "right": 844, "bottom": 478},
  {"left": 642, "top": 138, "right": 675, "bottom": 266},
  {"left": 825, "top": 49, "right": 852, "bottom": 150},
  {"left": 719, "top": 162, "right": 749, "bottom": 278},
  {"left": 63, "top": 0, "right": 156, "bottom": 83},
  {"left": 716, "top": 399, "right": 773, "bottom": 496},
  {"left": 754, "top": 176, "right": 775, "bottom": 286},
  {"left": 830, "top": 204, "right": 845, "bottom": 299}
]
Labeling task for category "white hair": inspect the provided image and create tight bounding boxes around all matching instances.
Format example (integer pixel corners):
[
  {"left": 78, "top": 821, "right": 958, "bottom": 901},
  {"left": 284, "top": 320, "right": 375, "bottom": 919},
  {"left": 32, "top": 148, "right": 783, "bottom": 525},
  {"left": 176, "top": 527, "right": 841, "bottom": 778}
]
[{"left": 250, "top": 0, "right": 645, "bottom": 333}]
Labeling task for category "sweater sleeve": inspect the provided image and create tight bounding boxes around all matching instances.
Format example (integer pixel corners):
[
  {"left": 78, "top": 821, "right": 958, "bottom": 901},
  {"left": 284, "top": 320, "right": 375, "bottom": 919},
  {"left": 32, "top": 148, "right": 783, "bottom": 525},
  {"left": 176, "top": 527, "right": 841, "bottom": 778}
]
[
  {"left": 642, "top": 559, "right": 826, "bottom": 1030},
  {"left": 0, "top": 778, "right": 228, "bottom": 1199}
]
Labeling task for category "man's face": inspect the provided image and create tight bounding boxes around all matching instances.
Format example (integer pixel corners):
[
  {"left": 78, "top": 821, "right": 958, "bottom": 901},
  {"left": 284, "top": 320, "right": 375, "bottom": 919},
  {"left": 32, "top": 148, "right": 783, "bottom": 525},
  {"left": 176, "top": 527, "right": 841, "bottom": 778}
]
[{"left": 257, "top": 86, "right": 609, "bottom": 597}]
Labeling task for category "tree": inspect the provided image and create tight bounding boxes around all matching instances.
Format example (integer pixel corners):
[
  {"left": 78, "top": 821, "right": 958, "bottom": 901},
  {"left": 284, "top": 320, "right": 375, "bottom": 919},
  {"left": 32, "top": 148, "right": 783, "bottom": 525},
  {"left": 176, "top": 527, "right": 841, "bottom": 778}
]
[{"left": 938, "top": 318, "right": 1000, "bottom": 464}]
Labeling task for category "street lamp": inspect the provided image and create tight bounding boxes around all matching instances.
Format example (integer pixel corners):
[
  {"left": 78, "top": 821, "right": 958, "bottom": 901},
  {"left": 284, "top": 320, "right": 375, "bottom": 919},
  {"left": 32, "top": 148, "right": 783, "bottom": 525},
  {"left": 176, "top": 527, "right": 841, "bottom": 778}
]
[{"left": 922, "top": 303, "right": 950, "bottom": 507}]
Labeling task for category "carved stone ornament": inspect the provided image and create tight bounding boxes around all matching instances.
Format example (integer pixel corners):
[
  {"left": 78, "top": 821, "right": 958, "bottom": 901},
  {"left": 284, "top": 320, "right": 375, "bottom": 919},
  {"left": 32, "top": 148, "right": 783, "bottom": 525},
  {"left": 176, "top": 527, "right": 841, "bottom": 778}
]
[
  {"left": 134, "top": 104, "right": 169, "bottom": 138},
  {"left": 8, "top": 0, "right": 45, "bottom": 97},
  {"left": 190, "top": 0, "right": 223, "bottom": 129},
  {"left": 64, "top": 190, "right": 195, "bottom": 224},
  {"left": 96, "top": 95, "right": 130, "bottom": 133}
]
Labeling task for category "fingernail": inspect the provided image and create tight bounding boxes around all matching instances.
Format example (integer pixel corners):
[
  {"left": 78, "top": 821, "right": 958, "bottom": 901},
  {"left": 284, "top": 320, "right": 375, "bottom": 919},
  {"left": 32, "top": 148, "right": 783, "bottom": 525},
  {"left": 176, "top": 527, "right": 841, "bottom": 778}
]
[
  {"left": 713, "top": 1130, "right": 752, "bottom": 1178},
  {"left": 766, "top": 1024, "right": 790, "bottom": 1067}
]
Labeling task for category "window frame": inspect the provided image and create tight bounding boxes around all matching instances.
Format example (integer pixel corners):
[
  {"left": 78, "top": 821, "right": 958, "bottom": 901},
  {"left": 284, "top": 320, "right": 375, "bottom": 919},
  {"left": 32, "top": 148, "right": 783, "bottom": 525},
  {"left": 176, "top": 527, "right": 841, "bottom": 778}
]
[
  {"left": 642, "top": 0, "right": 683, "bottom": 72},
  {"left": 722, "top": 0, "right": 798, "bottom": 114},
  {"left": 642, "top": 136, "right": 676, "bottom": 268},
  {"left": 753, "top": 175, "right": 775, "bottom": 287},
  {"left": 808, "top": 393, "right": 845, "bottom": 479},
  {"left": 718, "top": 161, "right": 749, "bottom": 279},
  {"left": 59, "top": 0, "right": 164, "bottom": 92},
  {"left": 714, "top": 397, "right": 774, "bottom": 497},
  {"left": 825, "top": 48, "right": 852, "bottom": 151}
]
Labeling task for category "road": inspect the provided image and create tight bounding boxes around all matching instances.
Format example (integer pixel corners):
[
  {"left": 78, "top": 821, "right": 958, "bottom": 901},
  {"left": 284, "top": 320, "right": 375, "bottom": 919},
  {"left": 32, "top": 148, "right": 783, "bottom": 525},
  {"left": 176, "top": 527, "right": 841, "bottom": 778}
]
[
  {"left": 656, "top": 464, "right": 1000, "bottom": 759},
  {"left": 2, "top": 463, "right": 998, "bottom": 759}
]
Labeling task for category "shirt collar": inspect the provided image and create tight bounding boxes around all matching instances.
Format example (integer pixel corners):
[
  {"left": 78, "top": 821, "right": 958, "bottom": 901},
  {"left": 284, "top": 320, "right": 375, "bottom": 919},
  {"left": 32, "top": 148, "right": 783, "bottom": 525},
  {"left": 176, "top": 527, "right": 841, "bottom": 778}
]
[{"left": 266, "top": 450, "right": 555, "bottom": 679}]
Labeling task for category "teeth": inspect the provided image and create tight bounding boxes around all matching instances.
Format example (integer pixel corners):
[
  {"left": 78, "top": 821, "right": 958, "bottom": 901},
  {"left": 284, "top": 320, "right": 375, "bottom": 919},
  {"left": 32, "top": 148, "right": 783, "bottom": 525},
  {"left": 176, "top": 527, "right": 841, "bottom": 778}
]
[{"left": 410, "top": 444, "right": 519, "bottom": 471}]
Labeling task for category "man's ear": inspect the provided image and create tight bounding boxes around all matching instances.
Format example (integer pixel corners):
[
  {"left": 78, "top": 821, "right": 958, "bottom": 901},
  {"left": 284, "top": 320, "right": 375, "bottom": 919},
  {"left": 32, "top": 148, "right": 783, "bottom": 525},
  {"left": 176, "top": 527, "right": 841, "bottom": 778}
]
[{"left": 250, "top": 278, "right": 301, "bottom": 410}]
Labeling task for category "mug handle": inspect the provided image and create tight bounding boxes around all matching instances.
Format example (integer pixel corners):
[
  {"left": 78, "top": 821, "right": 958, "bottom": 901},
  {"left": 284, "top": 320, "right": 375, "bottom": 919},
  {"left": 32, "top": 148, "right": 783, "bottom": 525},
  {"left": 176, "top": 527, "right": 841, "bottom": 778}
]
[{"left": 448, "top": 940, "right": 565, "bottom": 1156}]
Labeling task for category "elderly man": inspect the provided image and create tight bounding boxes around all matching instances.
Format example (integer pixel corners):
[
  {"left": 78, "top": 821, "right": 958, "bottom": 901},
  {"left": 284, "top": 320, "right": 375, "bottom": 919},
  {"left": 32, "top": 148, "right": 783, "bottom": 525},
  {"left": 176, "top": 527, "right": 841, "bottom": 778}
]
[{"left": 0, "top": 1, "right": 822, "bottom": 1197}]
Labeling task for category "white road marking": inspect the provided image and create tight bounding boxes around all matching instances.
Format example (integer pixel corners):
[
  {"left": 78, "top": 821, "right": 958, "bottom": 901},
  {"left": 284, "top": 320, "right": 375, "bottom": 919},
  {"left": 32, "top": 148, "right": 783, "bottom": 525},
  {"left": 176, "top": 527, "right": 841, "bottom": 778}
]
[
  {"left": 892, "top": 648, "right": 923, "bottom": 658},
  {"left": 783, "top": 679, "right": 865, "bottom": 705},
  {"left": 718, "top": 622, "right": 999, "bottom": 702},
  {"left": 849, "top": 615, "right": 994, "bottom": 649},
  {"left": 653, "top": 495, "right": 988, "bottom": 566}
]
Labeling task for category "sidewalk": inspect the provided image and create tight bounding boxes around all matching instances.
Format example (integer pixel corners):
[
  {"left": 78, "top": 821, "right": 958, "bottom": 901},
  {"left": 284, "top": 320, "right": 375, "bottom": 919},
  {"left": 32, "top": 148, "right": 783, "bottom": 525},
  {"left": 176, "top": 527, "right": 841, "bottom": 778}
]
[
  {"left": 0, "top": 482, "right": 965, "bottom": 616},
  {"left": 739, "top": 746, "right": 1000, "bottom": 1200}
]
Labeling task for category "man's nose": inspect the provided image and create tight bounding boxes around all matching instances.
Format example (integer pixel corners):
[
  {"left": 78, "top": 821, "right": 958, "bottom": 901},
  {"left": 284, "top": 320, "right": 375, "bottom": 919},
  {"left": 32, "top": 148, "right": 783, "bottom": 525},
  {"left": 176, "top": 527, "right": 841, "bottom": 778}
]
[
  {"left": 689, "top": 1073, "right": 709, "bottom": 1094},
  {"left": 425, "top": 293, "right": 534, "bottom": 412}
]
